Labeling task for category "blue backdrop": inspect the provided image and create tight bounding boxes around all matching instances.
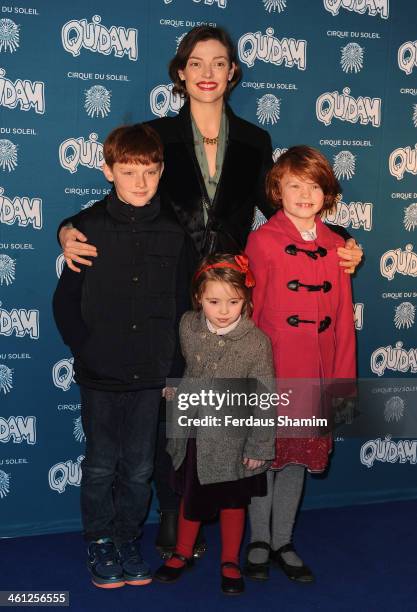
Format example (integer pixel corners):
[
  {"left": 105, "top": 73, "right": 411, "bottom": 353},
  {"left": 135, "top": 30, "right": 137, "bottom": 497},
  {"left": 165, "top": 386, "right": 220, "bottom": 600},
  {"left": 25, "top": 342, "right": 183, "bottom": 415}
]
[{"left": 1, "top": 0, "right": 416, "bottom": 537}]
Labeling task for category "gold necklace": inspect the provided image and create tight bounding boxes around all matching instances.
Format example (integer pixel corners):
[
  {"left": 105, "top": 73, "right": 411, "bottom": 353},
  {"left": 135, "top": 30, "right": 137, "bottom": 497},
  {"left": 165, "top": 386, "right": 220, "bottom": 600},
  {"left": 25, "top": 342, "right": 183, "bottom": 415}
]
[{"left": 202, "top": 135, "right": 219, "bottom": 145}]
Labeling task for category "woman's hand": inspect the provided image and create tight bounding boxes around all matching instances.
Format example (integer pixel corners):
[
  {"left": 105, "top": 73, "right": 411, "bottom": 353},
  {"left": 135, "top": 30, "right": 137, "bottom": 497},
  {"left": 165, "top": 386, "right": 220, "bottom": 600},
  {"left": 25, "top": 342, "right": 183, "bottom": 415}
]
[
  {"left": 162, "top": 387, "right": 177, "bottom": 401},
  {"left": 337, "top": 238, "right": 363, "bottom": 274},
  {"left": 59, "top": 226, "right": 98, "bottom": 273},
  {"left": 243, "top": 457, "right": 265, "bottom": 470}
]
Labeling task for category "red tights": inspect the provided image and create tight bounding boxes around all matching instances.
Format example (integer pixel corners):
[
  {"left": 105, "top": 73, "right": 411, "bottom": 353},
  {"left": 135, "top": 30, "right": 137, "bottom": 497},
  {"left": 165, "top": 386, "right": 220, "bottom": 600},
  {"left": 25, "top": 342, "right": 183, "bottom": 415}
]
[{"left": 165, "top": 499, "right": 245, "bottom": 578}]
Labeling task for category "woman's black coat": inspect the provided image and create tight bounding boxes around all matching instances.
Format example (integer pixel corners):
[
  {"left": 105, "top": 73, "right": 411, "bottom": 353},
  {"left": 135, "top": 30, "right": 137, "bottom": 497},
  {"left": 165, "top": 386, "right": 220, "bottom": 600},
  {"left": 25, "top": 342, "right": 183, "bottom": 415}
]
[{"left": 147, "top": 100, "right": 275, "bottom": 258}]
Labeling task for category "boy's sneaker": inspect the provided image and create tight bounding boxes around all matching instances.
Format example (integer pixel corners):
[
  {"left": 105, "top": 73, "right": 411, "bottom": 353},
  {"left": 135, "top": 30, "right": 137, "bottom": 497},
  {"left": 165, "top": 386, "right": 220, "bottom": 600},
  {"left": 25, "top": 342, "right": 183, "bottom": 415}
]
[
  {"left": 87, "top": 538, "right": 125, "bottom": 589},
  {"left": 120, "top": 537, "right": 152, "bottom": 586}
]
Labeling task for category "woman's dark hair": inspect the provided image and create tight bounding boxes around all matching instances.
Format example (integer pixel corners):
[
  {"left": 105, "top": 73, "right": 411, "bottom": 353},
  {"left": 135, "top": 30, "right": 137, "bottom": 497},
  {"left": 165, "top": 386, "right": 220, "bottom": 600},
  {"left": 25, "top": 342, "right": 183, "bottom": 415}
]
[{"left": 168, "top": 26, "right": 242, "bottom": 98}]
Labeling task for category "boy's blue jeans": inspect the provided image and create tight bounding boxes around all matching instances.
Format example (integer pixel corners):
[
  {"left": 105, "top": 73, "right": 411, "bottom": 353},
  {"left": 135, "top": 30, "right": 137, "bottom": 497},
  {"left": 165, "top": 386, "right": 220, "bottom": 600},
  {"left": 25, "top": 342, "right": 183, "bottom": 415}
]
[{"left": 80, "top": 386, "right": 161, "bottom": 543}]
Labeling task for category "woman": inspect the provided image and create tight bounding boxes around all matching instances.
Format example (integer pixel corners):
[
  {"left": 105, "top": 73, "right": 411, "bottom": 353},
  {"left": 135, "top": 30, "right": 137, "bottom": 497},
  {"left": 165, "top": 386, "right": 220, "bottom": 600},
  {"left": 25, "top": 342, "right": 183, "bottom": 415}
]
[{"left": 58, "top": 26, "right": 362, "bottom": 573}]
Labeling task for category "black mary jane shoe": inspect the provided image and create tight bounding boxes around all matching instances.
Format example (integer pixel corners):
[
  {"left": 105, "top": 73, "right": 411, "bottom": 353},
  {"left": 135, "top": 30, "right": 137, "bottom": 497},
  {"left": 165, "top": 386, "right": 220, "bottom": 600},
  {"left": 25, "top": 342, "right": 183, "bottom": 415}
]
[
  {"left": 243, "top": 541, "right": 271, "bottom": 581},
  {"left": 221, "top": 562, "right": 245, "bottom": 595},
  {"left": 154, "top": 553, "right": 194, "bottom": 583},
  {"left": 270, "top": 543, "right": 314, "bottom": 583}
]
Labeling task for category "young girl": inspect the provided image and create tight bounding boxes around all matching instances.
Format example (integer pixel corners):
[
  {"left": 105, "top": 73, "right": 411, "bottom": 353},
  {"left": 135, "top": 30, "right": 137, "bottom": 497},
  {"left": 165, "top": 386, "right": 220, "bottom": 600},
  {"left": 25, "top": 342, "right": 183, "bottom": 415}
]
[
  {"left": 155, "top": 253, "right": 276, "bottom": 595},
  {"left": 245, "top": 146, "right": 356, "bottom": 583}
]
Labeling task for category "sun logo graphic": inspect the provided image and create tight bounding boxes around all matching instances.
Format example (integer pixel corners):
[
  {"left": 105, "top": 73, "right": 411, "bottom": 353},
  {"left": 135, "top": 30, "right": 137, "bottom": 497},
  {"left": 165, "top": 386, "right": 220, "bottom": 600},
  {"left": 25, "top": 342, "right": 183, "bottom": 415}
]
[
  {"left": 52, "top": 358, "right": 74, "bottom": 392},
  {"left": 340, "top": 43, "right": 364, "bottom": 74},
  {"left": 81, "top": 199, "right": 98, "bottom": 210},
  {"left": 73, "top": 416, "right": 86, "bottom": 443},
  {"left": 84, "top": 85, "right": 111, "bottom": 118},
  {"left": 55, "top": 253, "right": 65, "bottom": 279},
  {"left": 384, "top": 396, "right": 405, "bottom": 423},
  {"left": 0, "top": 254, "right": 15, "bottom": 286},
  {"left": 0, "top": 18, "right": 20, "bottom": 53},
  {"left": 413, "top": 104, "right": 417, "bottom": 128},
  {"left": 252, "top": 207, "right": 268, "bottom": 231},
  {"left": 0, "top": 139, "right": 18, "bottom": 172},
  {"left": 257, "top": 94, "right": 280, "bottom": 126},
  {"left": 272, "top": 148, "right": 288, "bottom": 162},
  {"left": 404, "top": 203, "right": 417, "bottom": 232},
  {"left": 394, "top": 302, "right": 415, "bottom": 330},
  {"left": 333, "top": 150, "right": 356, "bottom": 180},
  {"left": 176, "top": 32, "right": 187, "bottom": 51},
  {"left": 0, "top": 470, "right": 10, "bottom": 499},
  {"left": 262, "top": 0, "right": 287, "bottom": 12},
  {"left": 0, "top": 364, "right": 13, "bottom": 394}
]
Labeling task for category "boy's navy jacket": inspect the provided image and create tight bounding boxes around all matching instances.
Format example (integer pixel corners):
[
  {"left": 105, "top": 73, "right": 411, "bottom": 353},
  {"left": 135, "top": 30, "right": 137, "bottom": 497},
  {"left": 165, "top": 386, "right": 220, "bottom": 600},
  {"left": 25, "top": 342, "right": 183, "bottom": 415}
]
[{"left": 53, "top": 190, "right": 192, "bottom": 391}]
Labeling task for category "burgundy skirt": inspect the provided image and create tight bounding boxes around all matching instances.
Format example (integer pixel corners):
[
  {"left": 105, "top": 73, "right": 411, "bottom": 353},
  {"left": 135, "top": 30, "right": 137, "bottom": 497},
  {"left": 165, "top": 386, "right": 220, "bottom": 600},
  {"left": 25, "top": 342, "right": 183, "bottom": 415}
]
[{"left": 171, "top": 439, "right": 267, "bottom": 521}]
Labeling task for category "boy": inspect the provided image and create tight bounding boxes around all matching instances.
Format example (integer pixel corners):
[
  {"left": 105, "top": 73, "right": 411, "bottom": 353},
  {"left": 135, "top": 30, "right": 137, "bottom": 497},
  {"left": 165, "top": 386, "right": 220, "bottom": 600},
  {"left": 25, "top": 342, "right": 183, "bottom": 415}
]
[{"left": 53, "top": 124, "right": 190, "bottom": 588}]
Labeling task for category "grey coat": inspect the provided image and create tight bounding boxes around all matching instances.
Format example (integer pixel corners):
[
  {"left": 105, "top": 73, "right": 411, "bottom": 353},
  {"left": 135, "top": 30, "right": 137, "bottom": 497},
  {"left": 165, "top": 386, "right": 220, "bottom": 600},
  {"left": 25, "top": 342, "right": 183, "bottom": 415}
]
[{"left": 166, "top": 311, "right": 276, "bottom": 485}]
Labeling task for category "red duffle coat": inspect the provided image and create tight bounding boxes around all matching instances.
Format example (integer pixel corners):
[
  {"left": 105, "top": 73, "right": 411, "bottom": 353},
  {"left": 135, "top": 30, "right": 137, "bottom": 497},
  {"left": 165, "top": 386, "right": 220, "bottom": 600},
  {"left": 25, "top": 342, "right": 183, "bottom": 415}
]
[{"left": 246, "top": 210, "right": 356, "bottom": 472}]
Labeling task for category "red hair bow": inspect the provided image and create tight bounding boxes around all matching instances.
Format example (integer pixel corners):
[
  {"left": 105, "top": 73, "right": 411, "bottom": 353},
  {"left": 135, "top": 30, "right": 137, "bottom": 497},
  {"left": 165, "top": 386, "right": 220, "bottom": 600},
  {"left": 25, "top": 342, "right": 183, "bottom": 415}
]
[{"left": 234, "top": 254, "right": 255, "bottom": 287}]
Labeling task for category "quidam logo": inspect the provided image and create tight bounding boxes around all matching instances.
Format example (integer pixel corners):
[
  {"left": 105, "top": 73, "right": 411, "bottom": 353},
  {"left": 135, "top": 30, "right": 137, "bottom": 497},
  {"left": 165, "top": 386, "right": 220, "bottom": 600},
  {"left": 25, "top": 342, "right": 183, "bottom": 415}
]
[
  {"left": 61, "top": 15, "right": 138, "bottom": 61},
  {"left": 0, "top": 187, "right": 42, "bottom": 229},
  {"left": 398, "top": 40, "right": 417, "bottom": 75},
  {"left": 394, "top": 302, "right": 415, "bottom": 329},
  {"left": 404, "top": 203, "right": 417, "bottom": 231},
  {"left": 333, "top": 150, "right": 355, "bottom": 180},
  {"left": 263, "top": 0, "right": 287, "bottom": 13},
  {"left": 0, "top": 416, "right": 36, "bottom": 444},
  {"left": 412, "top": 104, "right": 417, "bottom": 127},
  {"left": 316, "top": 88, "right": 381, "bottom": 127},
  {"left": 150, "top": 83, "right": 184, "bottom": 118},
  {"left": 360, "top": 437, "right": 416, "bottom": 469},
  {"left": 164, "top": 0, "right": 227, "bottom": 5},
  {"left": 0, "top": 364, "right": 13, "bottom": 394},
  {"left": 273, "top": 148, "right": 288, "bottom": 162},
  {"left": 73, "top": 416, "right": 85, "bottom": 443},
  {"left": 0, "top": 254, "right": 15, "bottom": 285},
  {"left": 323, "top": 0, "right": 389, "bottom": 19},
  {"left": 59, "top": 133, "right": 104, "bottom": 174},
  {"left": 0, "top": 469, "right": 10, "bottom": 498},
  {"left": 340, "top": 43, "right": 364, "bottom": 74},
  {"left": 238, "top": 28, "right": 306, "bottom": 70},
  {"left": 354, "top": 303, "right": 364, "bottom": 330},
  {"left": 389, "top": 144, "right": 417, "bottom": 180},
  {"left": 56, "top": 254, "right": 65, "bottom": 279},
  {"left": 370, "top": 342, "right": 417, "bottom": 376},
  {"left": 48, "top": 455, "right": 83, "bottom": 494},
  {"left": 84, "top": 85, "right": 111, "bottom": 118},
  {"left": 52, "top": 358, "right": 74, "bottom": 392},
  {"left": 257, "top": 94, "right": 280, "bottom": 125},
  {"left": 380, "top": 244, "right": 417, "bottom": 281},
  {"left": 384, "top": 396, "right": 405, "bottom": 423},
  {"left": 0, "top": 303, "right": 39, "bottom": 339},
  {"left": 0, "top": 18, "right": 20, "bottom": 53},
  {"left": 0, "top": 139, "right": 17, "bottom": 171},
  {"left": 0, "top": 68, "right": 45, "bottom": 114},
  {"left": 322, "top": 200, "right": 373, "bottom": 231}
]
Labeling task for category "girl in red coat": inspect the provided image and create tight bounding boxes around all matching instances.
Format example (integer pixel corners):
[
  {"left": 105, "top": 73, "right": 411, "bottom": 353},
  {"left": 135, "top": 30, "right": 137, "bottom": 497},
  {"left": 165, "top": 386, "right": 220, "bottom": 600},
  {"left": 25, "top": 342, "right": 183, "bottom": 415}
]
[{"left": 244, "top": 146, "right": 356, "bottom": 583}]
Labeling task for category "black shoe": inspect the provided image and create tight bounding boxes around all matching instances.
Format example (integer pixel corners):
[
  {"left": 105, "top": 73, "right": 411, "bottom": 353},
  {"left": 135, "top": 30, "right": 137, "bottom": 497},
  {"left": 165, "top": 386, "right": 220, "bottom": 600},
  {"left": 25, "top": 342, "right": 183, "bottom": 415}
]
[
  {"left": 155, "top": 510, "right": 178, "bottom": 559},
  {"left": 119, "top": 537, "right": 152, "bottom": 586},
  {"left": 243, "top": 541, "right": 270, "bottom": 581},
  {"left": 221, "top": 562, "right": 245, "bottom": 595},
  {"left": 87, "top": 538, "right": 125, "bottom": 589},
  {"left": 154, "top": 553, "right": 194, "bottom": 583},
  {"left": 270, "top": 543, "right": 314, "bottom": 583},
  {"left": 193, "top": 526, "right": 207, "bottom": 559}
]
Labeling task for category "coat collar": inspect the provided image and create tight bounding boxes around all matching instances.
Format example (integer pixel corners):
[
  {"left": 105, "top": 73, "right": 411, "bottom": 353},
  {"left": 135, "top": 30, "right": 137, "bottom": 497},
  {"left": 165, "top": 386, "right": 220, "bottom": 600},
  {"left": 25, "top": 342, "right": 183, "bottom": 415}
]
[
  {"left": 189, "top": 310, "right": 255, "bottom": 341},
  {"left": 269, "top": 209, "right": 336, "bottom": 249}
]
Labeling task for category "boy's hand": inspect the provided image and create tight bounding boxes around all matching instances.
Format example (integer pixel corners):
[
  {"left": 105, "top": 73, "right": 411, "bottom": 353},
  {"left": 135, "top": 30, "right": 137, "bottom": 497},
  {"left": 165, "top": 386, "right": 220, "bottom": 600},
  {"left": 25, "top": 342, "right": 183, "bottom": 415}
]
[
  {"left": 337, "top": 238, "right": 363, "bottom": 274},
  {"left": 162, "top": 387, "right": 177, "bottom": 401},
  {"left": 243, "top": 457, "right": 265, "bottom": 470},
  {"left": 59, "top": 226, "right": 98, "bottom": 273}
]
